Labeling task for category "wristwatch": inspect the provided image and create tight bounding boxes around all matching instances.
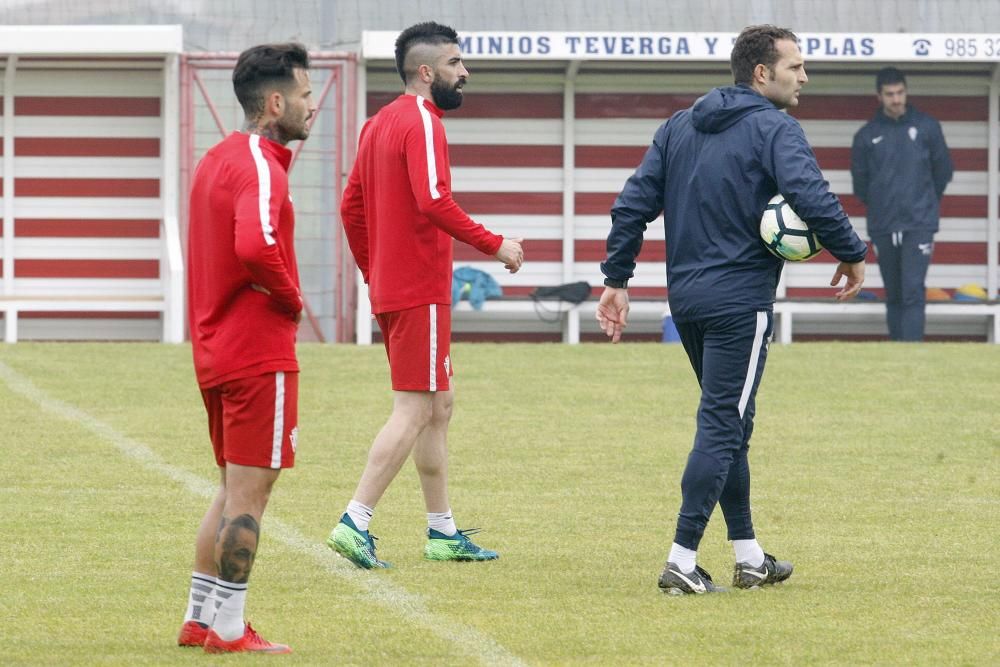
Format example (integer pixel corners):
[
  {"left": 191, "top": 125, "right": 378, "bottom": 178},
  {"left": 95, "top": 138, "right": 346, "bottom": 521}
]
[{"left": 603, "top": 277, "right": 629, "bottom": 289}]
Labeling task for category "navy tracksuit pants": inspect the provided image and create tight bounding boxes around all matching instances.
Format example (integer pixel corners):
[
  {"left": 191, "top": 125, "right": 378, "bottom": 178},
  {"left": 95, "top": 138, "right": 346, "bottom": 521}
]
[
  {"left": 673, "top": 310, "right": 773, "bottom": 550},
  {"left": 872, "top": 231, "right": 935, "bottom": 341}
]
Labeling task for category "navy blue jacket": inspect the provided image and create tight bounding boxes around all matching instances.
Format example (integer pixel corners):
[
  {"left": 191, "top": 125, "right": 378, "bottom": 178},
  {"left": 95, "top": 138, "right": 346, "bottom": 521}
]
[
  {"left": 850, "top": 105, "right": 953, "bottom": 236},
  {"left": 602, "top": 85, "right": 868, "bottom": 322}
]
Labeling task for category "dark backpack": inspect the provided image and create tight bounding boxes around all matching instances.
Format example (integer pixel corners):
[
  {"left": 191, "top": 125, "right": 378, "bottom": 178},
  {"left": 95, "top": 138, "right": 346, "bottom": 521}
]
[{"left": 529, "top": 281, "right": 591, "bottom": 322}]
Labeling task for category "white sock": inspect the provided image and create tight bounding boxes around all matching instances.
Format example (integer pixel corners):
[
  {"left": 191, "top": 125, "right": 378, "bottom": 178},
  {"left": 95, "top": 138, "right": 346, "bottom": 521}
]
[
  {"left": 212, "top": 579, "right": 248, "bottom": 641},
  {"left": 183, "top": 571, "right": 217, "bottom": 626},
  {"left": 668, "top": 543, "right": 697, "bottom": 574},
  {"left": 346, "top": 499, "right": 374, "bottom": 532},
  {"left": 427, "top": 509, "right": 457, "bottom": 536},
  {"left": 733, "top": 539, "right": 765, "bottom": 567}
]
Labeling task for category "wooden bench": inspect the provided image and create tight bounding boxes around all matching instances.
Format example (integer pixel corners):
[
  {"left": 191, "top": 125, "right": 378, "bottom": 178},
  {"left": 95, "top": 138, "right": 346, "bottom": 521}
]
[
  {"left": 0, "top": 215, "right": 185, "bottom": 343},
  {"left": 0, "top": 295, "right": 171, "bottom": 343},
  {"left": 452, "top": 296, "right": 1000, "bottom": 344},
  {"left": 451, "top": 295, "right": 668, "bottom": 343},
  {"left": 773, "top": 299, "right": 1000, "bottom": 343}
]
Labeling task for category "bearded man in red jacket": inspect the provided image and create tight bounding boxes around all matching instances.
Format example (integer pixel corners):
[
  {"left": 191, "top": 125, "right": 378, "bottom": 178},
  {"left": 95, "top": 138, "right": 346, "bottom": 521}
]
[{"left": 328, "top": 21, "right": 523, "bottom": 569}]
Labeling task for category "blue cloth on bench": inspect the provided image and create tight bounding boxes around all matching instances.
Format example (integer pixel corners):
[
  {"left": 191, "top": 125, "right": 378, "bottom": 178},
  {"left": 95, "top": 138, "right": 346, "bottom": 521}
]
[{"left": 452, "top": 266, "right": 503, "bottom": 310}]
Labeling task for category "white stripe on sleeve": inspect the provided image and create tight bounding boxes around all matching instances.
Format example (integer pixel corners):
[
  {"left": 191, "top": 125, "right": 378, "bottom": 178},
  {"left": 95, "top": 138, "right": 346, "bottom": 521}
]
[
  {"left": 248, "top": 134, "right": 277, "bottom": 246},
  {"left": 416, "top": 96, "right": 441, "bottom": 200},
  {"left": 737, "top": 311, "right": 768, "bottom": 419},
  {"left": 271, "top": 371, "right": 285, "bottom": 468},
  {"left": 429, "top": 305, "right": 438, "bottom": 392}
]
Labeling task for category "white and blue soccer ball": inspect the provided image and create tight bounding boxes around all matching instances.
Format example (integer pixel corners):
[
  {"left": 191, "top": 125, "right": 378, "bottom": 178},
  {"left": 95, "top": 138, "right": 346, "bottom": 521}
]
[{"left": 759, "top": 194, "right": 823, "bottom": 262}]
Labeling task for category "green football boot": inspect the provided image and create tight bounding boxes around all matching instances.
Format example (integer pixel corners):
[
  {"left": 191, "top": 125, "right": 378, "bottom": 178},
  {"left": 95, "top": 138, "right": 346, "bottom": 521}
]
[
  {"left": 424, "top": 527, "right": 499, "bottom": 562},
  {"left": 326, "top": 513, "right": 390, "bottom": 569}
]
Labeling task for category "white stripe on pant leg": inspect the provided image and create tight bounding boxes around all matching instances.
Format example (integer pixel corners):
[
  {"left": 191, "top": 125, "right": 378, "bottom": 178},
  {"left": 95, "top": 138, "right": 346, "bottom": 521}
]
[
  {"left": 737, "top": 312, "right": 768, "bottom": 419},
  {"left": 429, "top": 305, "right": 438, "bottom": 392},
  {"left": 271, "top": 371, "right": 285, "bottom": 469}
]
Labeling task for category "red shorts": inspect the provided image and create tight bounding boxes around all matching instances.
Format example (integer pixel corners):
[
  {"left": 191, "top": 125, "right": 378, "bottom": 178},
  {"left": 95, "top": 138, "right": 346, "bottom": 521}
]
[
  {"left": 375, "top": 303, "right": 453, "bottom": 391},
  {"left": 200, "top": 371, "right": 298, "bottom": 469}
]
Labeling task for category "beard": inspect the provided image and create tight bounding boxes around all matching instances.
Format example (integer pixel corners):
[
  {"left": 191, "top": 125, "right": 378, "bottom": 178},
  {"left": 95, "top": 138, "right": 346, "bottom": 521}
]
[
  {"left": 278, "top": 112, "right": 310, "bottom": 142},
  {"left": 430, "top": 77, "right": 464, "bottom": 110}
]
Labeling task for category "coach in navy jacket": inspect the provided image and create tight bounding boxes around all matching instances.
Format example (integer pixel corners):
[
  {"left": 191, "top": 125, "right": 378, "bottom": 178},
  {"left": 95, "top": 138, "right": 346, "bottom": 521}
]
[
  {"left": 600, "top": 70, "right": 868, "bottom": 321},
  {"left": 851, "top": 66, "right": 953, "bottom": 341},
  {"left": 597, "top": 26, "right": 867, "bottom": 595}
]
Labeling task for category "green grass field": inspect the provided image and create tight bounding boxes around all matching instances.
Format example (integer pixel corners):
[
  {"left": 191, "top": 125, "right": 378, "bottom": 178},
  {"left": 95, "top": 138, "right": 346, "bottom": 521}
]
[{"left": 1, "top": 342, "right": 997, "bottom": 665}]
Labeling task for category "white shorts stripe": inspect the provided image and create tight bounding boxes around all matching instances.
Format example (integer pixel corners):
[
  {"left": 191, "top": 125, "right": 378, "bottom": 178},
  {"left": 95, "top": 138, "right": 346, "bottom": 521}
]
[
  {"left": 737, "top": 312, "right": 768, "bottom": 419},
  {"left": 270, "top": 371, "right": 285, "bottom": 469},
  {"left": 416, "top": 96, "right": 441, "bottom": 200},
  {"left": 428, "top": 305, "right": 438, "bottom": 392},
  {"left": 248, "top": 134, "right": 277, "bottom": 246}
]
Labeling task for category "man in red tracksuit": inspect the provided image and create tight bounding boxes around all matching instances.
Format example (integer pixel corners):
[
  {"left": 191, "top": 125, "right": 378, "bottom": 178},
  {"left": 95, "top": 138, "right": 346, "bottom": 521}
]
[
  {"left": 327, "top": 21, "right": 524, "bottom": 568},
  {"left": 179, "top": 42, "right": 315, "bottom": 654}
]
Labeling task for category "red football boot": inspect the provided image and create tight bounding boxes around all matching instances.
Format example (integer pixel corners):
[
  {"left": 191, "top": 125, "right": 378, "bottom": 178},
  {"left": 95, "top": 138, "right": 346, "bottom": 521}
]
[
  {"left": 177, "top": 620, "right": 209, "bottom": 647},
  {"left": 203, "top": 622, "right": 291, "bottom": 654}
]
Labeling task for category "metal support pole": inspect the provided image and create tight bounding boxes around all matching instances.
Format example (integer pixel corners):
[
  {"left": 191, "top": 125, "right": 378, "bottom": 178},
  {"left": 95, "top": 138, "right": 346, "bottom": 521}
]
[
  {"left": 987, "top": 63, "right": 999, "bottom": 300},
  {"left": 3, "top": 56, "right": 17, "bottom": 301},
  {"left": 162, "top": 53, "right": 185, "bottom": 343},
  {"left": 562, "top": 60, "right": 581, "bottom": 344},
  {"left": 353, "top": 57, "right": 372, "bottom": 345}
]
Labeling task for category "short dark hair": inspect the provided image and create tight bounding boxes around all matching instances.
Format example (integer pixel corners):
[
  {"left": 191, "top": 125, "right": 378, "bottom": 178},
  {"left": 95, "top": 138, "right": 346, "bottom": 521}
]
[
  {"left": 730, "top": 25, "right": 799, "bottom": 85},
  {"left": 232, "top": 42, "right": 310, "bottom": 117},
  {"left": 875, "top": 67, "right": 907, "bottom": 92},
  {"left": 394, "top": 21, "right": 459, "bottom": 84}
]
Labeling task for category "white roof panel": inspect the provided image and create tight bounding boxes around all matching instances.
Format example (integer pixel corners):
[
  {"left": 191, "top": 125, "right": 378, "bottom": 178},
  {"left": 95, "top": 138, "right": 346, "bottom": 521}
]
[{"left": 0, "top": 25, "right": 181, "bottom": 55}]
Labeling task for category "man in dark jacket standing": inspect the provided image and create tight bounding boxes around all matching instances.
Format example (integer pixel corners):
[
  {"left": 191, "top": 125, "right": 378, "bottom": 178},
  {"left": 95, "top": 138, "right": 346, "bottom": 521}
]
[
  {"left": 597, "top": 25, "right": 867, "bottom": 594},
  {"left": 851, "top": 67, "right": 953, "bottom": 341}
]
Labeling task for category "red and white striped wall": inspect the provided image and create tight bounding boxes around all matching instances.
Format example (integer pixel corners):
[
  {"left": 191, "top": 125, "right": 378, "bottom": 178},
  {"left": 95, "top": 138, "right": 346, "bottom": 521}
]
[
  {"left": 0, "top": 26, "right": 182, "bottom": 342},
  {"left": 354, "top": 61, "right": 998, "bottom": 341}
]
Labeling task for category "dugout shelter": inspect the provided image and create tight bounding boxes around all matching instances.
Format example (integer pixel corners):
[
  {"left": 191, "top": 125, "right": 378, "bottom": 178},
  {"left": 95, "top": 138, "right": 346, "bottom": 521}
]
[
  {"left": 0, "top": 25, "right": 183, "bottom": 343},
  {"left": 353, "top": 30, "right": 1000, "bottom": 343}
]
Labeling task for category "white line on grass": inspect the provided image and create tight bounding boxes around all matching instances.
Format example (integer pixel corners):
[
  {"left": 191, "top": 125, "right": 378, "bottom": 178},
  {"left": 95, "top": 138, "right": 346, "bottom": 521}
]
[{"left": 0, "top": 360, "right": 526, "bottom": 667}]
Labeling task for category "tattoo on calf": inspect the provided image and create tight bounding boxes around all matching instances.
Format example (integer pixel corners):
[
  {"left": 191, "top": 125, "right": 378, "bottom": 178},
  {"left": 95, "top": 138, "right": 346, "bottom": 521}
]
[{"left": 217, "top": 513, "right": 260, "bottom": 584}]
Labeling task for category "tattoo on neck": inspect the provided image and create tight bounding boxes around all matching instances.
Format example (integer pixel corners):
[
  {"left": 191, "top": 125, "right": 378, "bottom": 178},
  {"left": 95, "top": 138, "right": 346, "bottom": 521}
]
[
  {"left": 216, "top": 513, "right": 260, "bottom": 584},
  {"left": 243, "top": 118, "right": 289, "bottom": 145}
]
